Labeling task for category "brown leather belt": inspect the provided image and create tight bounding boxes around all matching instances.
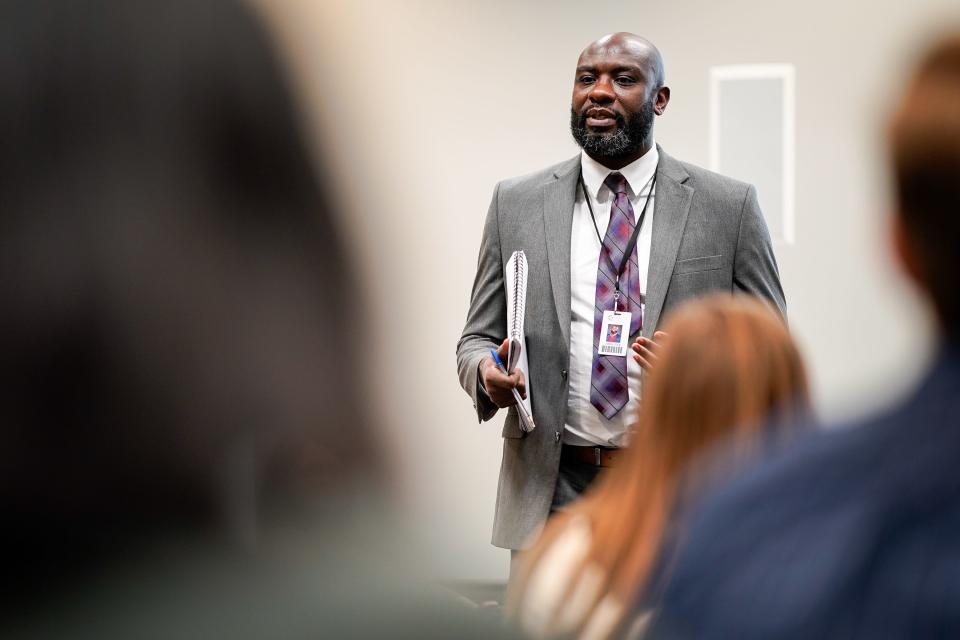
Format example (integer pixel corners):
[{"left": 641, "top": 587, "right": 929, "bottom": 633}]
[{"left": 562, "top": 444, "right": 621, "bottom": 468}]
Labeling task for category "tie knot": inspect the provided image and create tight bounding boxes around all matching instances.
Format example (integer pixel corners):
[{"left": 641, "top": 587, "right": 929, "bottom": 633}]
[{"left": 603, "top": 172, "right": 629, "bottom": 195}]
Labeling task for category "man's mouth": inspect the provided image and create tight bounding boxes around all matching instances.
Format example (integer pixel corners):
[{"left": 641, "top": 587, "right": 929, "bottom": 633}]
[{"left": 585, "top": 108, "right": 617, "bottom": 128}]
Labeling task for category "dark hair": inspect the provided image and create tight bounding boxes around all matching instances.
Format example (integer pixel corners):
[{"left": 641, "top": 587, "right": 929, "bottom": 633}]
[
  {"left": 0, "top": 0, "right": 378, "bottom": 606},
  {"left": 889, "top": 33, "right": 960, "bottom": 336}
]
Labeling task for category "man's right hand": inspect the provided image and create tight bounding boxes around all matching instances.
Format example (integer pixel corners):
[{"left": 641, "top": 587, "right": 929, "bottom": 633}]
[{"left": 479, "top": 338, "right": 527, "bottom": 409}]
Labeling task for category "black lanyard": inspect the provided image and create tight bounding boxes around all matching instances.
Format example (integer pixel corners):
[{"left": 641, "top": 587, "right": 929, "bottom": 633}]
[{"left": 580, "top": 168, "right": 657, "bottom": 308}]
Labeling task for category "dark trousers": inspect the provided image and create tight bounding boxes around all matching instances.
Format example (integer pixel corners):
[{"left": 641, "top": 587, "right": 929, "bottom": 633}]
[{"left": 550, "top": 446, "right": 603, "bottom": 512}]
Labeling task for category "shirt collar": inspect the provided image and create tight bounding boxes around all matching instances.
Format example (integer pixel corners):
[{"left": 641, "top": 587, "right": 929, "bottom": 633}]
[{"left": 580, "top": 141, "right": 659, "bottom": 200}]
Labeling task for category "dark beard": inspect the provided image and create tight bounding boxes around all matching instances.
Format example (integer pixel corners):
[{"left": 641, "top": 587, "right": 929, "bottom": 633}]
[{"left": 570, "top": 99, "right": 655, "bottom": 160}]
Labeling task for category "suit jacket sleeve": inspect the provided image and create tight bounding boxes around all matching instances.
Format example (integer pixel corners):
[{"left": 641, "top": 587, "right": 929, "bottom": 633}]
[
  {"left": 457, "top": 183, "right": 507, "bottom": 423},
  {"left": 733, "top": 185, "right": 787, "bottom": 317}
]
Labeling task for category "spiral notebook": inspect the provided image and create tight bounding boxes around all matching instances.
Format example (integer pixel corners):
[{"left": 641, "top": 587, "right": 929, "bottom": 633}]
[{"left": 506, "top": 251, "right": 535, "bottom": 433}]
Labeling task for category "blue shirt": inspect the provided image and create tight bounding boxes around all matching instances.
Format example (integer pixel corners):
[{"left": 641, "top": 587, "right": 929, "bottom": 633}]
[{"left": 651, "top": 343, "right": 960, "bottom": 639}]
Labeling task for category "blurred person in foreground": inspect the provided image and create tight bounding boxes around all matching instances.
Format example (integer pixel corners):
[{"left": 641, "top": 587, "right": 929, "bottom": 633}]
[
  {"left": 505, "top": 295, "right": 810, "bottom": 639},
  {"left": 0, "top": 1, "right": 509, "bottom": 637},
  {"left": 650, "top": 32, "right": 960, "bottom": 639}
]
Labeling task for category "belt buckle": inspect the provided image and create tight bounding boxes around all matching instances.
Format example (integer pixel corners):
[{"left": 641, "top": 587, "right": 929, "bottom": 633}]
[{"left": 594, "top": 447, "right": 602, "bottom": 466}]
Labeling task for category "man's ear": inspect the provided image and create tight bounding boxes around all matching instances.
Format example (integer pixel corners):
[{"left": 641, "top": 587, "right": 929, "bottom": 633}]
[
  {"left": 654, "top": 86, "right": 670, "bottom": 115},
  {"left": 890, "top": 213, "right": 926, "bottom": 289}
]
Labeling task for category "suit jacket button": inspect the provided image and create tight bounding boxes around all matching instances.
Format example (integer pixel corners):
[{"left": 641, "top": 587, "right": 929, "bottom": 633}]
[
  {"left": 560, "top": 369, "right": 567, "bottom": 380},
  {"left": 555, "top": 431, "right": 561, "bottom": 443}
]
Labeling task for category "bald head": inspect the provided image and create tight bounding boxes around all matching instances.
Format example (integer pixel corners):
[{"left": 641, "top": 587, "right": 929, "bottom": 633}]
[
  {"left": 579, "top": 32, "right": 665, "bottom": 89},
  {"left": 570, "top": 32, "right": 670, "bottom": 169}
]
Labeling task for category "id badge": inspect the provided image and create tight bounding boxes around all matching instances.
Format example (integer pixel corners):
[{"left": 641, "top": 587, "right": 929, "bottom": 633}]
[{"left": 598, "top": 310, "right": 631, "bottom": 357}]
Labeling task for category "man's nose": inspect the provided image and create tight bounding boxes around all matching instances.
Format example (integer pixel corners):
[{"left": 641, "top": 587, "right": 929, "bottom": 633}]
[{"left": 588, "top": 76, "right": 615, "bottom": 103}]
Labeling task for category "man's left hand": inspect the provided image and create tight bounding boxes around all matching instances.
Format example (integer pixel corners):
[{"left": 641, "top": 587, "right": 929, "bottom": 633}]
[{"left": 632, "top": 331, "right": 669, "bottom": 372}]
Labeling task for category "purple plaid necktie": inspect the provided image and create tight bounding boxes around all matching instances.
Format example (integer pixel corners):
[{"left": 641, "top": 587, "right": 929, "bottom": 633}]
[{"left": 589, "top": 172, "right": 645, "bottom": 419}]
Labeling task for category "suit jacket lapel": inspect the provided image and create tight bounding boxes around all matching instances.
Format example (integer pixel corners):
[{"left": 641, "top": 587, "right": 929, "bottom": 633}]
[
  {"left": 543, "top": 155, "right": 580, "bottom": 348},
  {"left": 644, "top": 148, "right": 693, "bottom": 338}
]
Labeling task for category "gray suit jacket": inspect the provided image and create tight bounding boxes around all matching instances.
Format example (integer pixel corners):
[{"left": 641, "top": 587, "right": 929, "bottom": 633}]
[{"left": 456, "top": 147, "right": 785, "bottom": 550}]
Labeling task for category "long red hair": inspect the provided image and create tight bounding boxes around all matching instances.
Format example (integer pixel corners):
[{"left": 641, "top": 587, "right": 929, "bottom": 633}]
[{"left": 508, "top": 294, "right": 810, "bottom": 638}]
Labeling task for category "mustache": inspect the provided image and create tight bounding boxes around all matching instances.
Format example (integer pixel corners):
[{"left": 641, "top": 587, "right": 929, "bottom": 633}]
[{"left": 575, "top": 109, "right": 627, "bottom": 129}]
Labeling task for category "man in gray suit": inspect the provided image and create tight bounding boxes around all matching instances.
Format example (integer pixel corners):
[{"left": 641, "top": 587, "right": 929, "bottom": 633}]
[{"left": 456, "top": 33, "right": 785, "bottom": 555}]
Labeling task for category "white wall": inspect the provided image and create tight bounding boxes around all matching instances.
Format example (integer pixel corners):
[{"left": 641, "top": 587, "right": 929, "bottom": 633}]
[{"left": 260, "top": 0, "right": 960, "bottom": 581}]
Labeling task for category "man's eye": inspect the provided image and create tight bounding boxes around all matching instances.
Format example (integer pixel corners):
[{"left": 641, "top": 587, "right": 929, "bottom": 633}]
[
  {"left": 579, "top": 75, "right": 595, "bottom": 84},
  {"left": 616, "top": 76, "right": 637, "bottom": 85}
]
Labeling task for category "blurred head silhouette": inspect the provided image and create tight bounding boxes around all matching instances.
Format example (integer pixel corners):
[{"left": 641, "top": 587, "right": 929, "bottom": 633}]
[
  {"left": 888, "top": 34, "right": 960, "bottom": 339},
  {"left": 509, "top": 294, "right": 809, "bottom": 639},
  {"left": 0, "top": 0, "right": 380, "bottom": 612}
]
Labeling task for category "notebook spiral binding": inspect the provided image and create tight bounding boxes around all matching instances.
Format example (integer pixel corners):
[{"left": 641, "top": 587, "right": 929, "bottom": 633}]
[{"left": 510, "top": 251, "right": 526, "bottom": 341}]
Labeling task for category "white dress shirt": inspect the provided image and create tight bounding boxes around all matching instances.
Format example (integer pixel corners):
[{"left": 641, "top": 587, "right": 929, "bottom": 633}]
[{"left": 564, "top": 144, "right": 658, "bottom": 447}]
